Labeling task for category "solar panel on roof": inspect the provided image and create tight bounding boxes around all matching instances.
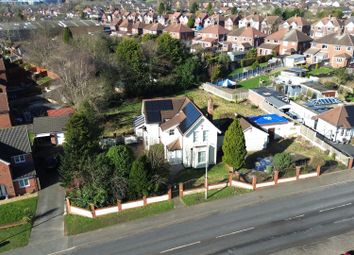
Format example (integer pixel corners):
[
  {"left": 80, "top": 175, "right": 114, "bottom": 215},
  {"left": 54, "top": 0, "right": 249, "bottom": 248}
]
[
  {"left": 145, "top": 100, "right": 173, "bottom": 112},
  {"left": 179, "top": 102, "right": 202, "bottom": 133}
]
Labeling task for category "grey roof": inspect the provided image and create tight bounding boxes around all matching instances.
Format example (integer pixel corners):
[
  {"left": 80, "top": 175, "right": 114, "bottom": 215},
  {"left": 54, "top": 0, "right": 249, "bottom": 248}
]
[
  {"left": 265, "top": 96, "right": 290, "bottom": 109},
  {"left": 33, "top": 115, "right": 70, "bottom": 134},
  {"left": 314, "top": 32, "right": 354, "bottom": 46},
  {"left": 0, "top": 125, "right": 31, "bottom": 163}
]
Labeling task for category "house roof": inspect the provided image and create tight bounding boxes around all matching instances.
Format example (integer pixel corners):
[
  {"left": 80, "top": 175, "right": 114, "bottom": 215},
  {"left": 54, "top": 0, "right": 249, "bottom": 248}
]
[
  {"left": 248, "top": 114, "right": 289, "bottom": 126},
  {"left": 144, "top": 22, "right": 165, "bottom": 31},
  {"left": 47, "top": 107, "right": 74, "bottom": 117},
  {"left": 266, "top": 28, "right": 312, "bottom": 42},
  {"left": 258, "top": 42, "right": 280, "bottom": 50},
  {"left": 132, "top": 21, "right": 145, "bottom": 29},
  {"left": 314, "top": 32, "right": 354, "bottom": 46},
  {"left": 284, "top": 16, "right": 310, "bottom": 26},
  {"left": 263, "top": 15, "right": 281, "bottom": 25},
  {"left": 0, "top": 125, "right": 31, "bottom": 163},
  {"left": 313, "top": 104, "right": 354, "bottom": 128},
  {"left": 143, "top": 97, "right": 206, "bottom": 134},
  {"left": 243, "top": 14, "right": 264, "bottom": 22},
  {"left": 33, "top": 115, "right": 70, "bottom": 134},
  {"left": 265, "top": 96, "right": 291, "bottom": 109},
  {"left": 198, "top": 24, "right": 229, "bottom": 35},
  {"left": 304, "top": 48, "right": 321, "bottom": 55},
  {"left": 164, "top": 23, "right": 193, "bottom": 33},
  {"left": 334, "top": 52, "right": 352, "bottom": 59},
  {"left": 228, "top": 27, "right": 266, "bottom": 38},
  {"left": 312, "top": 16, "right": 343, "bottom": 27},
  {"left": 166, "top": 139, "right": 181, "bottom": 151}
]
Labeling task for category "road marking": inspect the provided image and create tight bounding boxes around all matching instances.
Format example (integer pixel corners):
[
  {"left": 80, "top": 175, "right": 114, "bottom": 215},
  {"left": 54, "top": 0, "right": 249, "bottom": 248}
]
[
  {"left": 215, "top": 227, "right": 255, "bottom": 239},
  {"left": 47, "top": 246, "right": 76, "bottom": 255},
  {"left": 319, "top": 203, "right": 352, "bottom": 213},
  {"left": 160, "top": 241, "right": 201, "bottom": 254},
  {"left": 334, "top": 216, "right": 354, "bottom": 224},
  {"left": 287, "top": 214, "right": 305, "bottom": 220}
]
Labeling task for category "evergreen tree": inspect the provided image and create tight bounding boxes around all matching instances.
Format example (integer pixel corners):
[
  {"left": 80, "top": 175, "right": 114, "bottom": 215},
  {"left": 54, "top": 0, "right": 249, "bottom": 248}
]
[
  {"left": 106, "top": 145, "right": 133, "bottom": 178},
  {"left": 187, "top": 16, "right": 195, "bottom": 28},
  {"left": 222, "top": 119, "right": 247, "bottom": 170},
  {"left": 63, "top": 27, "right": 73, "bottom": 44},
  {"left": 158, "top": 2, "right": 166, "bottom": 15},
  {"left": 128, "top": 156, "right": 151, "bottom": 199},
  {"left": 190, "top": 2, "right": 199, "bottom": 13},
  {"left": 207, "top": 2, "right": 213, "bottom": 16}
]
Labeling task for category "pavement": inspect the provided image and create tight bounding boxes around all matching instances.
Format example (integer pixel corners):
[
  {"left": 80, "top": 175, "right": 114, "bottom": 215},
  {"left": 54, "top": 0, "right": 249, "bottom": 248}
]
[{"left": 4, "top": 170, "right": 354, "bottom": 255}]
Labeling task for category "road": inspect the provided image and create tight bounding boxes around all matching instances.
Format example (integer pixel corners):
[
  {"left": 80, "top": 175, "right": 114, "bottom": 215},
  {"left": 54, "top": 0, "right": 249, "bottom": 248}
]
[{"left": 63, "top": 179, "right": 354, "bottom": 255}]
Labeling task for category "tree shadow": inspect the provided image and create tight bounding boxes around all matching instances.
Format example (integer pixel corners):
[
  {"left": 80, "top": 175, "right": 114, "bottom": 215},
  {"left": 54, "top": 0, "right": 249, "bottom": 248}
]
[
  {"left": 207, "top": 186, "right": 227, "bottom": 199},
  {"left": 0, "top": 240, "right": 9, "bottom": 248},
  {"left": 33, "top": 208, "right": 59, "bottom": 222}
]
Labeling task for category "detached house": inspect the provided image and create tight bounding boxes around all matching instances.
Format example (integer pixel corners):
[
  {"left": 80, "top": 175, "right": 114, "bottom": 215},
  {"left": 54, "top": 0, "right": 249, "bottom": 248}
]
[
  {"left": 238, "top": 14, "right": 264, "bottom": 30},
  {"left": 0, "top": 58, "right": 11, "bottom": 128},
  {"left": 311, "top": 16, "right": 343, "bottom": 39},
  {"left": 0, "top": 126, "right": 39, "bottom": 199},
  {"left": 226, "top": 27, "right": 266, "bottom": 51},
  {"left": 280, "top": 16, "right": 311, "bottom": 35},
  {"left": 313, "top": 104, "right": 354, "bottom": 143},
  {"left": 225, "top": 15, "right": 242, "bottom": 31},
  {"left": 257, "top": 28, "right": 312, "bottom": 56},
  {"left": 261, "top": 15, "right": 282, "bottom": 35},
  {"left": 306, "top": 32, "right": 354, "bottom": 68},
  {"left": 134, "top": 97, "right": 221, "bottom": 168}
]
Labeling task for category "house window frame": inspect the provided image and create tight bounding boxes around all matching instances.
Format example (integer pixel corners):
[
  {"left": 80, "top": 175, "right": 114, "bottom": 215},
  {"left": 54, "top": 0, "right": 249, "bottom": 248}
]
[
  {"left": 193, "top": 131, "right": 199, "bottom": 143},
  {"left": 335, "top": 45, "right": 341, "bottom": 51},
  {"left": 18, "top": 178, "right": 30, "bottom": 188},
  {"left": 13, "top": 155, "right": 26, "bottom": 164},
  {"left": 203, "top": 130, "right": 209, "bottom": 142},
  {"left": 197, "top": 151, "right": 206, "bottom": 164},
  {"left": 169, "top": 129, "right": 175, "bottom": 136},
  {"left": 322, "top": 44, "right": 328, "bottom": 49}
]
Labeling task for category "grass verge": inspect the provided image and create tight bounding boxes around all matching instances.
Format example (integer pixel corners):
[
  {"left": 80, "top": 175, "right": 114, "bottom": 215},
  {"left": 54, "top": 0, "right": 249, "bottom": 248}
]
[
  {"left": 64, "top": 201, "right": 174, "bottom": 235},
  {"left": 182, "top": 187, "right": 251, "bottom": 206},
  {"left": 0, "top": 197, "right": 38, "bottom": 253}
]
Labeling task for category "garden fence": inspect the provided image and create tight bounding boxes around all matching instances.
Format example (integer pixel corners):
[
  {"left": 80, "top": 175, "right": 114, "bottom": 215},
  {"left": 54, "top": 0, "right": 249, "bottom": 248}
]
[{"left": 228, "top": 62, "right": 283, "bottom": 82}]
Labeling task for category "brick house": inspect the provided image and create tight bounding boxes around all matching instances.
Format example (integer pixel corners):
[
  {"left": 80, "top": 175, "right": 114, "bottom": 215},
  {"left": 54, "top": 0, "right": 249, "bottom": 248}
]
[
  {"left": 305, "top": 32, "right": 354, "bottom": 68},
  {"left": 192, "top": 25, "right": 229, "bottom": 48},
  {"left": 0, "top": 58, "right": 11, "bottom": 129},
  {"left": 261, "top": 15, "right": 283, "bottom": 35},
  {"left": 257, "top": 28, "right": 312, "bottom": 56},
  {"left": 279, "top": 16, "right": 311, "bottom": 35},
  {"left": 225, "top": 15, "right": 242, "bottom": 31},
  {"left": 163, "top": 23, "right": 194, "bottom": 41},
  {"left": 238, "top": 14, "right": 264, "bottom": 30},
  {"left": 227, "top": 27, "right": 266, "bottom": 51},
  {"left": 0, "top": 126, "right": 38, "bottom": 199},
  {"left": 311, "top": 16, "right": 343, "bottom": 39}
]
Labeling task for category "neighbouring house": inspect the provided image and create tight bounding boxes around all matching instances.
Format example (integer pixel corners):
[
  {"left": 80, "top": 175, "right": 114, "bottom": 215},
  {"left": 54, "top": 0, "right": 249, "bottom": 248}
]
[
  {"left": 283, "top": 54, "right": 306, "bottom": 67},
  {"left": 204, "top": 14, "right": 225, "bottom": 28},
  {"left": 0, "top": 58, "right": 11, "bottom": 128},
  {"left": 193, "top": 25, "right": 229, "bottom": 48},
  {"left": 248, "top": 114, "right": 297, "bottom": 140},
  {"left": 33, "top": 115, "right": 70, "bottom": 145},
  {"left": 143, "top": 22, "right": 165, "bottom": 35},
  {"left": 261, "top": 15, "right": 283, "bottom": 35},
  {"left": 216, "top": 117, "right": 269, "bottom": 152},
  {"left": 257, "top": 28, "right": 312, "bottom": 56},
  {"left": 312, "top": 104, "right": 354, "bottom": 143},
  {"left": 238, "top": 14, "right": 264, "bottom": 30},
  {"left": 117, "top": 19, "right": 133, "bottom": 35},
  {"left": 157, "top": 14, "right": 169, "bottom": 26},
  {"left": 134, "top": 97, "right": 221, "bottom": 168},
  {"left": 132, "top": 21, "right": 145, "bottom": 35},
  {"left": 163, "top": 23, "right": 194, "bottom": 42},
  {"left": 311, "top": 16, "right": 343, "bottom": 39},
  {"left": 279, "top": 16, "right": 311, "bottom": 35},
  {"left": 179, "top": 13, "right": 191, "bottom": 26},
  {"left": 170, "top": 12, "right": 182, "bottom": 24},
  {"left": 225, "top": 15, "right": 242, "bottom": 31},
  {"left": 0, "top": 126, "right": 39, "bottom": 199},
  {"left": 344, "top": 16, "right": 354, "bottom": 35},
  {"left": 47, "top": 107, "right": 74, "bottom": 117},
  {"left": 306, "top": 32, "right": 354, "bottom": 68},
  {"left": 226, "top": 27, "right": 266, "bottom": 51},
  {"left": 194, "top": 12, "right": 208, "bottom": 28}
]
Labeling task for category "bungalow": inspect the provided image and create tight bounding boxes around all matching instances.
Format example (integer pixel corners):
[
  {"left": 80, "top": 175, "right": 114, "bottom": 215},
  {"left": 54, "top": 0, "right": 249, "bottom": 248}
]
[
  {"left": 279, "top": 16, "right": 311, "bottom": 35},
  {"left": 306, "top": 32, "right": 354, "bottom": 68},
  {"left": 248, "top": 114, "right": 297, "bottom": 140},
  {"left": 257, "top": 28, "right": 312, "bottom": 56},
  {"left": 33, "top": 115, "right": 70, "bottom": 145},
  {"left": 163, "top": 23, "right": 194, "bottom": 41},
  {"left": 134, "top": 97, "right": 221, "bottom": 168},
  {"left": 227, "top": 27, "right": 266, "bottom": 51},
  {"left": 0, "top": 126, "right": 39, "bottom": 199},
  {"left": 260, "top": 15, "right": 282, "bottom": 35},
  {"left": 193, "top": 24, "right": 229, "bottom": 48},
  {"left": 313, "top": 104, "right": 354, "bottom": 143},
  {"left": 311, "top": 16, "right": 343, "bottom": 39},
  {"left": 238, "top": 14, "right": 264, "bottom": 30},
  {"left": 216, "top": 117, "right": 269, "bottom": 152}
]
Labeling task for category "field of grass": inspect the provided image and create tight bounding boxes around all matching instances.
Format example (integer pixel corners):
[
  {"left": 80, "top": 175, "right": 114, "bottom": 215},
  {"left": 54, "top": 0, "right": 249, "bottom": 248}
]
[
  {"left": 173, "top": 163, "right": 230, "bottom": 187},
  {"left": 238, "top": 75, "right": 271, "bottom": 89},
  {"left": 64, "top": 201, "right": 174, "bottom": 235},
  {"left": 0, "top": 197, "right": 38, "bottom": 253},
  {"left": 182, "top": 187, "right": 251, "bottom": 206}
]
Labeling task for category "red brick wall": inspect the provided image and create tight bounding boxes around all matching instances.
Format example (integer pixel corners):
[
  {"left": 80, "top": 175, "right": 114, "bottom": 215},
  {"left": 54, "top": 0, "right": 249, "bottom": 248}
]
[
  {"left": 0, "top": 162, "right": 16, "bottom": 198},
  {"left": 13, "top": 177, "right": 38, "bottom": 196},
  {"left": 0, "top": 113, "right": 11, "bottom": 128}
]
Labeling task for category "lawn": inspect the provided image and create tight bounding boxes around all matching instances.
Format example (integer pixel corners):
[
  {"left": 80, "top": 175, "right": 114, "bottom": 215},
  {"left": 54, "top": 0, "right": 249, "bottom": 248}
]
[
  {"left": 182, "top": 187, "right": 251, "bottom": 206},
  {"left": 308, "top": 67, "right": 334, "bottom": 76},
  {"left": 229, "top": 62, "right": 269, "bottom": 77},
  {"left": 64, "top": 201, "right": 174, "bottom": 235},
  {"left": 36, "top": 76, "right": 52, "bottom": 86},
  {"left": 173, "top": 162, "right": 230, "bottom": 187},
  {"left": 238, "top": 75, "right": 271, "bottom": 89},
  {"left": 0, "top": 197, "right": 38, "bottom": 253}
]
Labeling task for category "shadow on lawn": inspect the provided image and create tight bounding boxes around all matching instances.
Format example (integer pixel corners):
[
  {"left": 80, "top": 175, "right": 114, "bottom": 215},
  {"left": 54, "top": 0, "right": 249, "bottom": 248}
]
[{"left": 207, "top": 186, "right": 227, "bottom": 199}]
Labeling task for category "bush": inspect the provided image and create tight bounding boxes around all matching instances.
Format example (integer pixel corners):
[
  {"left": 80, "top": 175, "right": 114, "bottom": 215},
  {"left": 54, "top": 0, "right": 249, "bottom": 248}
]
[
  {"left": 310, "top": 156, "right": 326, "bottom": 169},
  {"left": 257, "top": 55, "right": 272, "bottom": 63},
  {"left": 241, "top": 58, "right": 256, "bottom": 68},
  {"left": 273, "top": 152, "right": 292, "bottom": 172}
]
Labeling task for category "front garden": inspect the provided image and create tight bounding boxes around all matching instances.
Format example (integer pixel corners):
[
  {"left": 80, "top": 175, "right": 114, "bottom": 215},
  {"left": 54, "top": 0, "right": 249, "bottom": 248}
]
[{"left": 0, "top": 196, "right": 38, "bottom": 253}]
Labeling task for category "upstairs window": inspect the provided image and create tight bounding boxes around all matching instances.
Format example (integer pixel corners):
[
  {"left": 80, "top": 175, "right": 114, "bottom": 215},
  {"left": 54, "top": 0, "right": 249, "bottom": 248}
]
[
  {"left": 322, "top": 44, "right": 328, "bottom": 49},
  {"left": 335, "top": 45, "right": 341, "bottom": 51},
  {"left": 13, "top": 155, "right": 26, "bottom": 164},
  {"left": 169, "top": 129, "right": 174, "bottom": 136},
  {"left": 203, "top": 130, "right": 209, "bottom": 142}
]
